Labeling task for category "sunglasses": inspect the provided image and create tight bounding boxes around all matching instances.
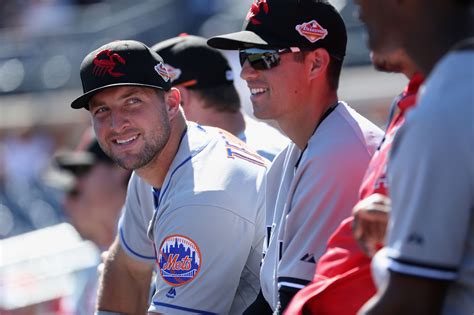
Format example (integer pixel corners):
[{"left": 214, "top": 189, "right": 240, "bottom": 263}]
[{"left": 239, "top": 47, "right": 302, "bottom": 70}]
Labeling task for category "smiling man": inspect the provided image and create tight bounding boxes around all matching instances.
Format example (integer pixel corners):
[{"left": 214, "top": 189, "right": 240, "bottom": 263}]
[
  {"left": 71, "top": 40, "right": 268, "bottom": 315},
  {"left": 208, "top": 0, "right": 383, "bottom": 312}
]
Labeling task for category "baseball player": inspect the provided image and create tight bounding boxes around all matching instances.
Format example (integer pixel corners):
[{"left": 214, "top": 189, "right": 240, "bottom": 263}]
[
  {"left": 70, "top": 40, "right": 268, "bottom": 314},
  {"left": 208, "top": 0, "right": 383, "bottom": 312},
  {"left": 283, "top": 48, "right": 423, "bottom": 314},
  {"left": 152, "top": 34, "right": 288, "bottom": 161},
  {"left": 355, "top": 0, "right": 474, "bottom": 314}
]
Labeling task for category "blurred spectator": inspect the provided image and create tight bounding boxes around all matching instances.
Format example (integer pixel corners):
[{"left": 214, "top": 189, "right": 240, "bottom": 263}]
[
  {"left": 51, "top": 128, "right": 130, "bottom": 314},
  {"left": 152, "top": 34, "right": 288, "bottom": 161},
  {"left": 284, "top": 48, "right": 422, "bottom": 314},
  {"left": 0, "top": 126, "right": 65, "bottom": 239},
  {"left": 0, "top": 126, "right": 54, "bottom": 191},
  {"left": 19, "top": 0, "right": 76, "bottom": 35}
]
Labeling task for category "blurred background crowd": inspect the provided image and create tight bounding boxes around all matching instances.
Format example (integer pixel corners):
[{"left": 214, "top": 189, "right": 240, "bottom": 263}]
[{"left": 0, "top": 0, "right": 408, "bottom": 313}]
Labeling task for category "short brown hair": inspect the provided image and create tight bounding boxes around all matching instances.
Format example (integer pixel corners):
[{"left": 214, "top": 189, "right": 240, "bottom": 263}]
[
  {"left": 190, "top": 85, "right": 241, "bottom": 113},
  {"left": 293, "top": 51, "right": 343, "bottom": 90}
]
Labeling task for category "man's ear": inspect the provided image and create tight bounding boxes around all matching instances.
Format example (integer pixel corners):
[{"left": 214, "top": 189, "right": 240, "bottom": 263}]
[
  {"left": 176, "top": 86, "right": 189, "bottom": 109},
  {"left": 164, "top": 87, "right": 181, "bottom": 120},
  {"left": 307, "top": 48, "right": 330, "bottom": 81}
]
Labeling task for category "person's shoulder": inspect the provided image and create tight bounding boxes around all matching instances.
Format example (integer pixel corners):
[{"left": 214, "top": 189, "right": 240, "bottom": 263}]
[
  {"left": 242, "top": 115, "right": 290, "bottom": 160},
  {"left": 411, "top": 51, "right": 472, "bottom": 126},
  {"left": 309, "top": 102, "right": 383, "bottom": 154},
  {"left": 189, "top": 124, "right": 270, "bottom": 173},
  {"left": 420, "top": 51, "right": 472, "bottom": 107},
  {"left": 333, "top": 102, "right": 382, "bottom": 132}
]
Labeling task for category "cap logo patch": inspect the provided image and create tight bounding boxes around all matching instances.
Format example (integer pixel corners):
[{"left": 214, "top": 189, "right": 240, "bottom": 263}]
[
  {"left": 154, "top": 62, "right": 171, "bottom": 82},
  {"left": 92, "top": 49, "right": 126, "bottom": 77},
  {"left": 163, "top": 64, "right": 182, "bottom": 83},
  {"left": 158, "top": 235, "right": 201, "bottom": 286},
  {"left": 295, "top": 20, "right": 328, "bottom": 43},
  {"left": 246, "top": 0, "right": 269, "bottom": 25}
]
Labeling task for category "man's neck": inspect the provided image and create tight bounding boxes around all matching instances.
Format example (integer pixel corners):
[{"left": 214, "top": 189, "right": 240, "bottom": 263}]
[
  {"left": 409, "top": 6, "right": 474, "bottom": 76},
  {"left": 200, "top": 109, "right": 246, "bottom": 136},
  {"left": 136, "top": 113, "right": 187, "bottom": 188},
  {"left": 278, "top": 94, "right": 338, "bottom": 150}
]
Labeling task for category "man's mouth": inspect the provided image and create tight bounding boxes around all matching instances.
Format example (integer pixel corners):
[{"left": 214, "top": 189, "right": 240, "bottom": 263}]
[
  {"left": 114, "top": 135, "right": 138, "bottom": 145},
  {"left": 250, "top": 87, "right": 268, "bottom": 96}
]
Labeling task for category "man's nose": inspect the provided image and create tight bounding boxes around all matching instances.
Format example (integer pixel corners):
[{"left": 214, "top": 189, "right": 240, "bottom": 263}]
[
  {"left": 110, "top": 110, "right": 129, "bottom": 132},
  {"left": 240, "top": 60, "right": 259, "bottom": 81}
]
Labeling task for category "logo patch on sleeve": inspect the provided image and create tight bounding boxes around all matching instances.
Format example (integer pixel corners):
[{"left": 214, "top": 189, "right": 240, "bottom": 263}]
[{"left": 158, "top": 235, "right": 201, "bottom": 286}]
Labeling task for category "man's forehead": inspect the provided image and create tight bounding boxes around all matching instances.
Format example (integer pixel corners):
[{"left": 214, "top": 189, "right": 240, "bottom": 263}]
[{"left": 88, "top": 86, "right": 155, "bottom": 107}]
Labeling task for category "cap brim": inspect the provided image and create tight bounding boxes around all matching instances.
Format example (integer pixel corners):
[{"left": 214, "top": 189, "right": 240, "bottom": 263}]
[
  {"left": 207, "top": 31, "right": 273, "bottom": 50},
  {"left": 42, "top": 165, "right": 76, "bottom": 192},
  {"left": 71, "top": 83, "right": 169, "bottom": 109},
  {"left": 55, "top": 151, "right": 96, "bottom": 171}
]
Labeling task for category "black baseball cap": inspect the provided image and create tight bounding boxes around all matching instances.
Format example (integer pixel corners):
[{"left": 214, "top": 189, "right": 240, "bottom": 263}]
[
  {"left": 44, "top": 134, "right": 114, "bottom": 191},
  {"left": 151, "top": 34, "right": 234, "bottom": 89},
  {"left": 71, "top": 40, "right": 172, "bottom": 109},
  {"left": 207, "top": 0, "right": 347, "bottom": 60}
]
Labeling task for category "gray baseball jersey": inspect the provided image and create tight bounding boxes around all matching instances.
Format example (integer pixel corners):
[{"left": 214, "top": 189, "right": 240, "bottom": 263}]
[
  {"left": 260, "top": 102, "right": 383, "bottom": 310},
  {"left": 119, "top": 122, "right": 268, "bottom": 314},
  {"left": 373, "top": 49, "right": 474, "bottom": 315},
  {"left": 238, "top": 115, "right": 289, "bottom": 161}
]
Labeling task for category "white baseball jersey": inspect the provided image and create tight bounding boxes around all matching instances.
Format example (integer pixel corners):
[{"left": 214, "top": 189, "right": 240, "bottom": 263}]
[
  {"left": 238, "top": 115, "right": 289, "bottom": 161},
  {"left": 373, "top": 49, "right": 474, "bottom": 315},
  {"left": 119, "top": 122, "right": 268, "bottom": 314},
  {"left": 260, "top": 102, "right": 383, "bottom": 310}
]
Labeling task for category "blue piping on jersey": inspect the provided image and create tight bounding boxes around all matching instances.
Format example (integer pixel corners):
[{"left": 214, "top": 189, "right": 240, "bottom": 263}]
[
  {"left": 149, "top": 125, "right": 208, "bottom": 240},
  {"left": 119, "top": 227, "right": 156, "bottom": 260},
  {"left": 152, "top": 302, "right": 217, "bottom": 314},
  {"left": 154, "top": 154, "right": 193, "bottom": 210},
  {"left": 154, "top": 126, "right": 191, "bottom": 210}
]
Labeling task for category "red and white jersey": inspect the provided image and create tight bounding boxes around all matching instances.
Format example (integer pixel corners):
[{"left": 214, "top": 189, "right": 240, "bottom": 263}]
[{"left": 284, "top": 74, "right": 422, "bottom": 315}]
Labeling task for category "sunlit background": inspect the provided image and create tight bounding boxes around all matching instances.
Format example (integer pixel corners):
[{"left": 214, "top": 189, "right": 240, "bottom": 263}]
[{"left": 0, "top": 0, "right": 407, "bottom": 313}]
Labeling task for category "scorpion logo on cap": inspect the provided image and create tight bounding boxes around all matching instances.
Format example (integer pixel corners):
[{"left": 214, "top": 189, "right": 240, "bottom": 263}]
[{"left": 92, "top": 49, "right": 126, "bottom": 77}]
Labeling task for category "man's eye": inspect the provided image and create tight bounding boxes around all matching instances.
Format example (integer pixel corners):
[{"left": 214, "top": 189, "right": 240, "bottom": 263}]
[
  {"left": 93, "top": 107, "right": 108, "bottom": 116},
  {"left": 128, "top": 97, "right": 141, "bottom": 104}
]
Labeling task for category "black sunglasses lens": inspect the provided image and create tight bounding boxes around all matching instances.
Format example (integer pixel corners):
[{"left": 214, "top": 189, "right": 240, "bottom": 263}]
[
  {"left": 239, "top": 51, "right": 247, "bottom": 67},
  {"left": 239, "top": 50, "right": 280, "bottom": 70}
]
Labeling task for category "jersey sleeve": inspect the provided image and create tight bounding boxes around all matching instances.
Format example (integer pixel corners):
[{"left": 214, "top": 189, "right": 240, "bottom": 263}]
[
  {"left": 277, "top": 141, "right": 370, "bottom": 302},
  {"left": 118, "top": 172, "right": 156, "bottom": 262},
  {"left": 385, "top": 105, "right": 472, "bottom": 280},
  {"left": 148, "top": 204, "right": 255, "bottom": 315}
]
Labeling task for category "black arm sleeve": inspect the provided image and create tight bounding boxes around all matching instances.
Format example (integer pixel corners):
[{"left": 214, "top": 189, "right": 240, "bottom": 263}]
[
  {"left": 278, "top": 285, "right": 301, "bottom": 314},
  {"left": 243, "top": 289, "right": 273, "bottom": 315}
]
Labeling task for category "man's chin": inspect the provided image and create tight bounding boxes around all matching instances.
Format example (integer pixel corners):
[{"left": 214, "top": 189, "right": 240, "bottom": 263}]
[
  {"left": 252, "top": 107, "right": 272, "bottom": 121},
  {"left": 113, "top": 157, "right": 144, "bottom": 171}
]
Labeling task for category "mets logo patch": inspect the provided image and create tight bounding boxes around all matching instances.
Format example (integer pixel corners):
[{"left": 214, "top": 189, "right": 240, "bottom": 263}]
[
  {"left": 295, "top": 20, "right": 328, "bottom": 43},
  {"left": 158, "top": 235, "right": 201, "bottom": 286}
]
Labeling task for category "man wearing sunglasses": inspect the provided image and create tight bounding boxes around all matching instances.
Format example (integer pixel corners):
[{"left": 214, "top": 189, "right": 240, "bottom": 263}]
[{"left": 208, "top": 0, "right": 383, "bottom": 312}]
